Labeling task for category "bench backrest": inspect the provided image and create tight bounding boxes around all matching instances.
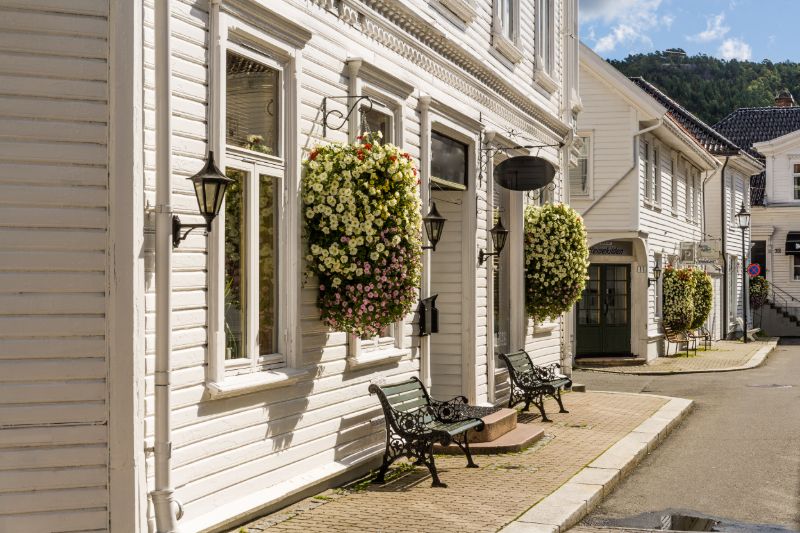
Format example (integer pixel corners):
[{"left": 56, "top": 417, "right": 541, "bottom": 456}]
[
  {"left": 368, "top": 377, "right": 434, "bottom": 433},
  {"left": 499, "top": 350, "right": 535, "bottom": 382},
  {"left": 663, "top": 327, "right": 687, "bottom": 341}
]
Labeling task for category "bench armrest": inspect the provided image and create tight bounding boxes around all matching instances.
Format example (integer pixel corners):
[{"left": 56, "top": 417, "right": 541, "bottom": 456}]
[
  {"left": 429, "top": 395, "right": 470, "bottom": 423},
  {"left": 532, "top": 362, "right": 563, "bottom": 381},
  {"left": 391, "top": 405, "right": 437, "bottom": 435}
]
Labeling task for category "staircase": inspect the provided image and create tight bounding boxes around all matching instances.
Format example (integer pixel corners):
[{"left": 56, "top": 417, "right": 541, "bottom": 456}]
[
  {"left": 434, "top": 407, "right": 545, "bottom": 455},
  {"left": 756, "top": 283, "right": 800, "bottom": 336}
]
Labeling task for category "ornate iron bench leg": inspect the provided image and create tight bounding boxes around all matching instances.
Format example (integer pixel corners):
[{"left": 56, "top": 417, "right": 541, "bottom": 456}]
[
  {"left": 423, "top": 442, "right": 446, "bottom": 488},
  {"left": 453, "top": 432, "right": 478, "bottom": 469},
  {"left": 533, "top": 394, "right": 552, "bottom": 423},
  {"left": 553, "top": 388, "right": 569, "bottom": 414},
  {"left": 373, "top": 452, "right": 394, "bottom": 484}
]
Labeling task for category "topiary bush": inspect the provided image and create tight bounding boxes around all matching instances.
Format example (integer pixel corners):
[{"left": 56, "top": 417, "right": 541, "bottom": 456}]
[
  {"left": 662, "top": 266, "right": 696, "bottom": 330},
  {"left": 523, "top": 203, "right": 590, "bottom": 322},
  {"left": 750, "top": 276, "right": 769, "bottom": 310},
  {"left": 690, "top": 268, "right": 713, "bottom": 329}
]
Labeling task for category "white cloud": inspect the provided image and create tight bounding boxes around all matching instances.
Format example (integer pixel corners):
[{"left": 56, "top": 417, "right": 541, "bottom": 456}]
[
  {"left": 579, "top": 0, "right": 664, "bottom": 54},
  {"left": 688, "top": 13, "right": 730, "bottom": 42},
  {"left": 661, "top": 14, "right": 675, "bottom": 30},
  {"left": 718, "top": 38, "right": 752, "bottom": 60}
]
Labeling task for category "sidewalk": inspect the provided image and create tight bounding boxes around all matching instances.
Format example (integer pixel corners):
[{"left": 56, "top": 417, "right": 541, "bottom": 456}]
[
  {"left": 229, "top": 391, "right": 692, "bottom": 533},
  {"left": 575, "top": 338, "right": 778, "bottom": 375}
]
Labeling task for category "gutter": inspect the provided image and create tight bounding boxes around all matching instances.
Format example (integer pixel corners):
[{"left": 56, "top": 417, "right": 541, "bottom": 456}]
[
  {"left": 582, "top": 117, "right": 663, "bottom": 219},
  {"left": 152, "top": 0, "right": 181, "bottom": 530},
  {"left": 720, "top": 156, "right": 730, "bottom": 339}
]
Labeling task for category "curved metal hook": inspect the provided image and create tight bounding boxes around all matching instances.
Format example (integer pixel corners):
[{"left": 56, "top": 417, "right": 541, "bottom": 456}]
[{"left": 322, "top": 95, "right": 374, "bottom": 136}]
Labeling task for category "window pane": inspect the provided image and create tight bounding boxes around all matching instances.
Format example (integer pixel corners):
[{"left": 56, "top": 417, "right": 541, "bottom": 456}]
[
  {"left": 539, "top": 0, "right": 550, "bottom": 71},
  {"left": 258, "top": 174, "right": 278, "bottom": 355},
  {"left": 431, "top": 131, "right": 468, "bottom": 188},
  {"left": 226, "top": 51, "right": 279, "bottom": 155},
  {"left": 501, "top": 0, "right": 513, "bottom": 38},
  {"left": 361, "top": 107, "right": 392, "bottom": 143},
  {"left": 794, "top": 163, "right": 800, "bottom": 174},
  {"left": 224, "top": 168, "right": 247, "bottom": 359}
]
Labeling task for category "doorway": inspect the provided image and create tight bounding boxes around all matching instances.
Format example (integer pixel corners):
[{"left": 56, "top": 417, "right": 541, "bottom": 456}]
[{"left": 576, "top": 264, "right": 631, "bottom": 356}]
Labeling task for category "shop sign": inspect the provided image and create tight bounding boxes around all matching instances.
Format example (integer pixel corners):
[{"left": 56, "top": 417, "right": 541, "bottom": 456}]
[
  {"left": 589, "top": 241, "right": 632, "bottom": 256},
  {"left": 697, "top": 241, "right": 722, "bottom": 264}
]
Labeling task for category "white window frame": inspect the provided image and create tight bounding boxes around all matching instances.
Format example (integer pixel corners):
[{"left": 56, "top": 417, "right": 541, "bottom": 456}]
[
  {"left": 686, "top": 161, "right": 694, "bottom": 221},
  {"left": 729, "top": 172, "right": 737, "bottom": 228},
  {"left": 793, "top": 256, "right": 800, "bottom": 281},
  {"left": 569, "top": 132, "right": 592, "bottom": 198},
  {"left": 206, "top": 12, "right": 308, "bottom": 398},
  {"left": 670, "top": 152, "right": 679, "bottom": 216},
  {"left": 793, "top": 162, "right": 800, "bottom": 200},
  {"left": 534, "top": 0, "right": 558, "bottom": 93},
  {"left": 492, "top": 0, "right": 523, "bottom": 63},
  {"left": 643, "top": 139, "right": 653, "bottom": 203},
  {"left": 692, "top": 167, "right": 700, "bottom": 224},
  {"left": 653, "top": 144, "right": 662, "bottom": 207},
  {"left": 433, "top": 0, "right": 478, "bottom": 24}
]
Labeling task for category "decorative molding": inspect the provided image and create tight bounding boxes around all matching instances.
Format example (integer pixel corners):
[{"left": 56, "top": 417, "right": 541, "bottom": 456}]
[
  {"left": 308, "top": 0, "right": 570, "bottom": 143},
  {"left": 534, "top": 68, "right": 558, "bottom": 94},
  {"left": 347, "top": 57, "right": 415, "bottom": 97},
  {"left": 436, "top": 0, "right": 477, "bottom": 24},
  {"left": 222, "top": 0, "right": 312, "bottom": 49}
]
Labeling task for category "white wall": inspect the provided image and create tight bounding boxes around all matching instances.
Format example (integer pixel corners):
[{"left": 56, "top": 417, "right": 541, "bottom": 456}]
[{"left": 0, "top": 2, "right": 111, "bottom": 531}]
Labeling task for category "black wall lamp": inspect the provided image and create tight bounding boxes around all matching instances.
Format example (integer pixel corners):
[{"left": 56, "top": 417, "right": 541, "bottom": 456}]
[
  {"left": 648, "top": 264, "right": 663, "bottom": 287},
  {"left": 422, "top": 203, "right": 446, "bottom": 251},
  {"left": 478, "top": 219, "right": 510, "bottom": 265},
  {"left": 173, "top": 151, "right": 233, "bottom": 248}
]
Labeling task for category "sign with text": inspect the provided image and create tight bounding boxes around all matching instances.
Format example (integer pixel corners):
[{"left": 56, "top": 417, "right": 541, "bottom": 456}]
[
  {"left": 589, "top": 241, "right": 633, "bottom": 256},
  {"left": 697, "top": 241, "right": 722, "bottom": 264}
]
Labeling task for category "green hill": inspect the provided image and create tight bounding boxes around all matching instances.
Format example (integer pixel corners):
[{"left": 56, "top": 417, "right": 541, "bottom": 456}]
[{"left": 607, "top": 51, "right": 800, "bottom": 125}]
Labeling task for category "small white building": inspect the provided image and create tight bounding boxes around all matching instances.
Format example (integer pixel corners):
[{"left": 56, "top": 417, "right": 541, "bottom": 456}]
[
  {"left": 571, "top": 44, "right": 762, "bottom": 360},
  {"left": 0, "top": 1, "right": 580, "bottom": 531},
  {"left": 714, "top": 96, "right": 800, "bottom": 334}
]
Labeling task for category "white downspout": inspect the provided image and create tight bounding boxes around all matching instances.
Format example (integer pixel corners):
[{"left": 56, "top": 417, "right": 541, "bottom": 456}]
[
  {"left": 419, "top": 95, "right": 432, "bottom": 389},
  {"left": 152, "top": 0, "right": 181, "bottom": 531}
]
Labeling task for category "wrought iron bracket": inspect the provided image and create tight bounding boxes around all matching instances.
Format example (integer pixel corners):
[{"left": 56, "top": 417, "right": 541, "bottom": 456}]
[
  {"left": 322, "top": 95, "right": 374, "bottom": 137},
  {"left": 478, "top": 249, "right": 499, "bottom": 266},
  {"left": 172, "top": 215, "right": 208, "bottom": 248}
]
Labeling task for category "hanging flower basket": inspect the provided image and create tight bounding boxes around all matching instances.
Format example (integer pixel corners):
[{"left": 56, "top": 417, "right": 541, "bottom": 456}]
[
  {"left": 523, "top": 203, "right": 589, "bottom": 322},
  {"left": 302, "top": 132, "right": 423, "bottom": 337},
  {"left": 663, "top": 266, "right": 696, "bottom": 330},
  {"left": 690, "top": 268, "right": 713, "bottom": 329},
  {"left": 750, "top": 276, "right": 769, "bottom": 310}
]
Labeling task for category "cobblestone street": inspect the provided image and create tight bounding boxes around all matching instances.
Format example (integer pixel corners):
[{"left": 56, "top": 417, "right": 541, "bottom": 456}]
[{"left": 231, "top": 392, "right": 669, "bottom": 533}]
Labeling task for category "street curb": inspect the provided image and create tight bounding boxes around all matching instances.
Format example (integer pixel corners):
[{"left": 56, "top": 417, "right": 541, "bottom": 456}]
[
  {"left": 575, "top": 338, "right": 778, "bottom": 376},
  {"left": 497, "top": 394, "right": 694, "bottom": 533}
]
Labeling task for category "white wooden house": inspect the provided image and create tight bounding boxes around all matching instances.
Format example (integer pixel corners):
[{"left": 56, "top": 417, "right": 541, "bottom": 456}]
[
  {"left": 0, "top": 0, "right": 579, "bottom": 531},
  {"left": 570, "top": 44, "right": 760, "bottom": 360},
  {"left": 714, "top": 98, "right": 800, "bottom": 335}
]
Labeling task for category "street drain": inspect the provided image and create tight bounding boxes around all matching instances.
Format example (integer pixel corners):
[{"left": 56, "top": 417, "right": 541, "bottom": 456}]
[
  {"left": 662, "top": 513, "right": 718, "bottom": 531},
  {"left": 588, "top": 509, "right": 800, "bottom": 532},
  {"left": 747, "top": 384, "right": 793, "bottom": 388}
]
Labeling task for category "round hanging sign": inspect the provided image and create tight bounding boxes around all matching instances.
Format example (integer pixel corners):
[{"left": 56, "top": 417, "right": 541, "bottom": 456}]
[
  {"left": 494, "top": 156, "right": 556, "bottom": 191},
  {"left": 747, "top": 263, "right": 761, "bottom": 277}
]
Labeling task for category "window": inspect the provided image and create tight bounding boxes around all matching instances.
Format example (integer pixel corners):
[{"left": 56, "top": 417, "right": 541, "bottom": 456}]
[
  {"left": 222, "top": 50, "right": 284, "bottom": 372},
  {"left": 431, "top": 130, "right": 469, "bottom": 190},
  {"left": 692, "top": 168, "right": 700, "bottom": 223},
  {"left": 569, "top": 135, "right": 590, "bottom": 197},
  {"left": 653, "top": 146, "right": 661, "bottom": 205},
  {"left": 361, "top": 105, "right": 393, "bottom": 142},
  {"left": 643, "top": 140, "right": 653, "bottom": 202},
  {"left": 729, "top": 174, "right": 736, "bottom": 227},
  {"left": 686, "top": 164, "right": 693, "bottom": 220},
  {"left": 794, "top": 163, "right": 800, "bottom": 200},
  {"left": 492, "top": 0, "right": 521, "bottom": 62},
  {"left": 670, "top": 154, "right": 678, "bottom": 215},
  {"left": 752, "top": 240, "right": 766, "bottom": 278},
  {"left": 535, "top": 0, "right": 554, "bottom": 75},
  {"left": 794, "top": 256, "right": 800, "bottom": 281},
  {"left": 654, "top": 254, "right": 663, "bottom": 319}
]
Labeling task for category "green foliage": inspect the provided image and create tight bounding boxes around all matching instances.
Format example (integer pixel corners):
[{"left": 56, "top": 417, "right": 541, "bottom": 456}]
[
  {"left": 690, "top": 269, "right": 713, "bottom": 329},
  {"left": 663, "top": 267, "right": 697, "bottom": 330},
  {"left": 523, "top": 203, "right": 589, "bottom": 322},
  {"left": 750, "top": 276, "right": 770, "bottom": 309},
  {"left": 609, "top": 52, "right": 800, "bottom": 124}
]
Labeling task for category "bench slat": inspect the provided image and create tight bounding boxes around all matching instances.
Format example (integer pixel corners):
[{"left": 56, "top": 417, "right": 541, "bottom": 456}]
[{"left": 379, "top": 379, "right": 423, "bottom": 396}]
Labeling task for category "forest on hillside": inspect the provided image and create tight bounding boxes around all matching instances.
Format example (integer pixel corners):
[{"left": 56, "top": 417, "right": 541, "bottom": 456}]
[{"left": 608, "top": 50, "right": 800, "bottom": 125}]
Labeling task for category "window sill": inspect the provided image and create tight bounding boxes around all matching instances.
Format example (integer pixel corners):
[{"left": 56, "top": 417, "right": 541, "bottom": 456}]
[
  {"left": 492, "top": 33, "right": 523, "bottom": 64},
  {"left": 435, "top": 0, "right": 477, "bottom": 23},
  {"left": 206, "top": 368, "right": 310, "bottom": 400},
  {"left": 347, "top": 347, "right": 409, "bottom": 370},
  {"left": 534, "top": 321, "right": 559, "bottom": 333},
  {"left": 534, "top": 68, "right": 558, "bottom": 94}
]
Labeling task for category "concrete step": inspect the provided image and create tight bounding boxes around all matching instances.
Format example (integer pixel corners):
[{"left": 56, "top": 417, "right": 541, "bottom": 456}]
[
  {"left": 434, "top": 422, "right": 544, "bottom": 455},
  {"left": 469, "top": 407, "right": 517, "bottom": 443}
]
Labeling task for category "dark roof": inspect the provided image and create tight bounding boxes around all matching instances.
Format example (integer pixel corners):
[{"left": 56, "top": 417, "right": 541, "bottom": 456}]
[
  {"left": 751, "top": 171, "right": 766, "bottom": 206},
  {"left": 630, "top": 77, "right": 742, "bottom": 156},
  {"left": 713, "top": 106, "right": 800, "bottom": 158}
]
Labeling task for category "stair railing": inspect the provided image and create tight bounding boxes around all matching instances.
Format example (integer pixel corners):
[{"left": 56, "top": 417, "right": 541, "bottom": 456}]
[{"left": 768, "top": 283, "right": 800, "bottom": 323}]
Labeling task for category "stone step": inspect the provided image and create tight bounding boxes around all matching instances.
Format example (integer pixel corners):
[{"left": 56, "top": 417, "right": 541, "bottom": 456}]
[
  {"left": 469, "top": 407, "right": 517, "bottom": 443},
  {"left": 434, "top": 423, "right": 544, "bottom": 455}
]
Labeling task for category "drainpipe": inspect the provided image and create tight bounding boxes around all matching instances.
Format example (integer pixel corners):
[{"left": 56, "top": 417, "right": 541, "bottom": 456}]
[
  {"left": 720, "top": 156, "right": 730, "bottom": 339},
  {"left": 152, "top": 0, "right": 181, "bottom": 531},
  {"left": 418, "top": 95, "right": 432, "bottom": 390}
]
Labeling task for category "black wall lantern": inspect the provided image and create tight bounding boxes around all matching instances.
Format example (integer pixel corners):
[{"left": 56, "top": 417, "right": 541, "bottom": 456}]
[
  {"left": 648, "top": 264, "right": 662, "bottom": 287},
  {"left": 478, "top": 219, "right": 510, "bottom": 265},
  {"left": 422, "top": 203, "right": 446, "bottom": 251},
  {"left": 173, "top": 151, "right": 233, "bottom": 248}
]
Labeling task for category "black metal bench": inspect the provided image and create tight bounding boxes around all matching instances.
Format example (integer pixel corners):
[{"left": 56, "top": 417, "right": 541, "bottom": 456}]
[
  {"left": 368, "top": 376, "right": 485, "bottom": 488},
  {"left": 499, "top": 350, "right": 571, "bottom": 423}
]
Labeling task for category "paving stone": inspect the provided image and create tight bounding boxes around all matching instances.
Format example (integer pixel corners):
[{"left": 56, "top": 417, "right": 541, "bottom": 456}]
[
  {"left": 498, "top": 521, "right": 559, "bottom": 533},
  {"left": 568, "top": 467, "right": 620, "bottom": 497}
]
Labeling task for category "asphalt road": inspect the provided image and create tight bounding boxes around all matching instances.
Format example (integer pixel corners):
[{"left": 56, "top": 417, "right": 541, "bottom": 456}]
[{"left": 575, "top": 339, "right": 800, "bottom": 531}]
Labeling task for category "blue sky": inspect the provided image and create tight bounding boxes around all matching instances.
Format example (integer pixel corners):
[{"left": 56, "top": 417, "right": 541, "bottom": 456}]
[{"left": 580, "top": 0, "right": 800, "bottom": 62}]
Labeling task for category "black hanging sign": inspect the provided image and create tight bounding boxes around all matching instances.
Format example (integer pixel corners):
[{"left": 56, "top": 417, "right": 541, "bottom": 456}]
[{"left": 494, "top": 156, "right": 556, "bottom": 191}]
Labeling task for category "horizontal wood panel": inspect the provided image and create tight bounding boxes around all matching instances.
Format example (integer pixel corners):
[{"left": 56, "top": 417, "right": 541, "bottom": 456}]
[
  {"left": 0, "top": 509, "right": 107, "bottom": 533},
  {"left": 0, "top": 402, "right": 106, "bottom": 426},
  {"left": 0, "top": 272, "right": 105, "bottom": 293},
  {"left": 0, "top": 228, "right": 106, "bottom": 251},
  {"left": 0, "top": 250, "right": 105, "bottom": 272},
  {"left": 0, "top": 32, "right": 107, "bottom": 60},
  {"left": 0, "top": 358, "right": 105, "bottom": 382},
  {"left": 0, "top": 206, "right": 106, "bottom": 230},
  {"left": 0, "top": 119, "right": 107, "bottom": 145},
  {"left": 0, "top": 486, "right": 107, "bottom": 515},
  {"left": 0, "top": 381, "right": 106, "bottom": 404},
  {"left": 0, "top": 140, "right": 106, "bottom": 166},
  {"left": 0, "top": 9, "right": 108, "bottom": 38},
  {"left": 0, "top": 162, "right": 107, "bottom": 187},
  {"left": 0, "top": 293, "right": 105, "bottom": 315},
  {"left": 0, "top": 465, "right": 106, "bottom": 493},
  {"left": 0, "top": 424, "right": 106, "bottom": 448},
  {"left": 0, "top": 95, "right": 107, "bottom": 122}
]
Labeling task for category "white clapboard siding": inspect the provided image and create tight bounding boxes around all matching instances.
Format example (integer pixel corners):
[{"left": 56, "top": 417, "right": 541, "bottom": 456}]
[
  {"left": 0, "top": 2, "right": 109, "bottom": 532},
  {"left": 429, "top": 191, "right": 464, "bottom": 400}
]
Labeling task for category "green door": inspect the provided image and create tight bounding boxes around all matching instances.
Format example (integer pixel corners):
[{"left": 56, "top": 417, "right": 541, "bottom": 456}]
[{"left": 576, "top": 264, "right": 631, "bottom": 356}]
